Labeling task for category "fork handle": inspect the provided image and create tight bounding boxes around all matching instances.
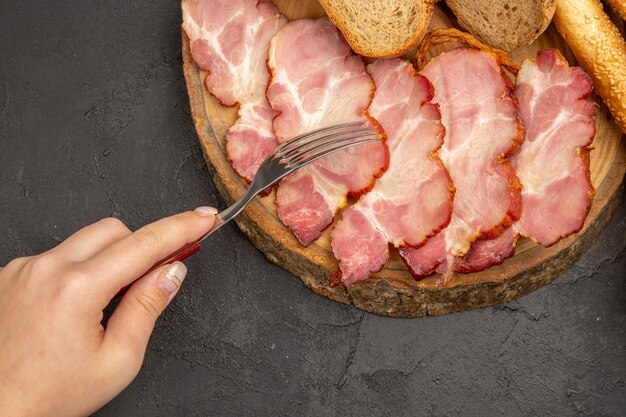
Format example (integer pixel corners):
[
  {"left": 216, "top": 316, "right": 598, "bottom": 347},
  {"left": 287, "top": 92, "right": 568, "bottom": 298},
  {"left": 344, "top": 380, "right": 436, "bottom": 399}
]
[
  {"left": 112, "top": 215, "right": 224, "bottom": 299},
  {"left": 147, "top": 214, "right": 226, "bottom": 273},
  {"left": 114, "top": 185, "right": 261, "bottom": 298},
  {"left": 153, "top": 184, "right": 262, "bottom": 269},
  {"left": 150, "top": 183, "right": 261, "bottom": 271},
  {"left": 112, "top": 215, "right": 225, "bottom": 299}
]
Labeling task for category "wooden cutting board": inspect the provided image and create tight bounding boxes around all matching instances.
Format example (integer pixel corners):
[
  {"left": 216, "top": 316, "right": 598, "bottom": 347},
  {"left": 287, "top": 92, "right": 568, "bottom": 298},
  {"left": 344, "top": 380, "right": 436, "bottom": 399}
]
[{"left": 181, "top": 1, "right": 626, "bottom": 317}]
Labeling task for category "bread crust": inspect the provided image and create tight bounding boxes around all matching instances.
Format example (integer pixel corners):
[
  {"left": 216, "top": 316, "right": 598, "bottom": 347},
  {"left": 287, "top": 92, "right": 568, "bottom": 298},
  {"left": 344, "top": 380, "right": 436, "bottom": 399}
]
[
  {"left": 444, "top": 0, "right": 556, "bottom": 51},
  {"left": 318, "top": 0, "right": 437, "bottom": 58},
  {"left": 554, "top": 0, "right": 626, "bottom": 134},
  {"left": 415, "top": 28, "right": 520, "bottom": 74}
]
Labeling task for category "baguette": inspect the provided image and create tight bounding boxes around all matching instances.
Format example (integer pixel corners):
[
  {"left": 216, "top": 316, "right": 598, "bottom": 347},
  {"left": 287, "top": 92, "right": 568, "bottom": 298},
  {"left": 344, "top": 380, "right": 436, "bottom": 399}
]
[
  {"left": 444, "top": 0, "right": 556, "bottom": 51},
  {"left": 604, "top": 0, "right": 626, "bottom": 21},
  {"left": 317, "top": 0, "right": 436, "bottom": 58},
  {"left": 554, "top": 0, "right": 626, "bottom": 134}
]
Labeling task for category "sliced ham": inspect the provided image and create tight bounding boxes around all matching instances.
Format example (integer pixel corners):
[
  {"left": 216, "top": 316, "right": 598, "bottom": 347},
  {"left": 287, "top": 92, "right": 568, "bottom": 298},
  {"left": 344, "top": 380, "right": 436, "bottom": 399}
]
[
  {"left": 452, "top": 49, "right": 596, "bottom": 273},
  {"left": 399, "top": 233, "right": 447, "bottom": 278},
  {"left": 400, "top": 226, "right": 518, "bottom": 276},
  {"left": 181, "top": 0, "right": 286, "bottom": 182},
  {"left": 513, "top": 49, "right": 596, "bottom": 246},
  {"left": 401, "top": 48, "right": 524, "bottom": 282},
  {"left": 331, "top": 59, "right": 453, "bottom": 285},
  {"left": 267, "top": 18, "right": 388, "bottom": 245},
  {"left": 455, "top": 227, "right": 518, "bottom": 273},
  {"left": 403, "top": 49, "right": 596, "bottom": 279}
]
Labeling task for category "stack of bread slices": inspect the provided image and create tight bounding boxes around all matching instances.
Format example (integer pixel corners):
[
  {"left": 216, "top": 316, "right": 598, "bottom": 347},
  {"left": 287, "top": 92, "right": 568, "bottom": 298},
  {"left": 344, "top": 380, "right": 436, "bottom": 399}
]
[{"left": 318, "top": 0, "right": 557, "bottom": 57}]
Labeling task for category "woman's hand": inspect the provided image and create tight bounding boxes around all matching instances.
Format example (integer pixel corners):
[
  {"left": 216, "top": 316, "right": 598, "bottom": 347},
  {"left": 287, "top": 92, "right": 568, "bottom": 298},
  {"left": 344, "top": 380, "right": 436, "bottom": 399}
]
[{"left": 0, "top": 207, "right": 217, "bottom": 417}]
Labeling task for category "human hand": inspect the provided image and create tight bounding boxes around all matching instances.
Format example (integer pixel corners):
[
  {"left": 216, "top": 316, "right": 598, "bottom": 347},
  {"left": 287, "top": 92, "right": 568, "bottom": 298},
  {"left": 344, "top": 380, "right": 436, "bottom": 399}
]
[{"left": 0, "top": 207, "right": 218, "bottom": 417}]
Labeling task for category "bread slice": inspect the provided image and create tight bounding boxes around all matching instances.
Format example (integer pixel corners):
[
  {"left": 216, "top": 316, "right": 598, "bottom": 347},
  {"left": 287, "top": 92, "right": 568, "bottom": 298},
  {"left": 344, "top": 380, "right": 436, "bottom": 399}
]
[
  {"left": 318, "top": 0, "right": 437, "bottom": 58},
  {"left": 445, "top": 0, "right": 557, "bottom": 51}
]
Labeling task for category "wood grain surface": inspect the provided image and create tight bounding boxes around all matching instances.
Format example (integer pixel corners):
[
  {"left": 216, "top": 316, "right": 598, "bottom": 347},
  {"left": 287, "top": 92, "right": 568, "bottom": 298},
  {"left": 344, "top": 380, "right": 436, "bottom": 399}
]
[{"left": 182, "top": 1, "right": 626, "bottom": 317}]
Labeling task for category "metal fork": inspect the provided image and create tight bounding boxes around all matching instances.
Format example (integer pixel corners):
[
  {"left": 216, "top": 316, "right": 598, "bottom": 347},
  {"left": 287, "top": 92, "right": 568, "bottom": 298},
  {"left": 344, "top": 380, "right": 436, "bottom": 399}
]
[{"left": 151, "top": 121, "right": 379, "bottom": 270}]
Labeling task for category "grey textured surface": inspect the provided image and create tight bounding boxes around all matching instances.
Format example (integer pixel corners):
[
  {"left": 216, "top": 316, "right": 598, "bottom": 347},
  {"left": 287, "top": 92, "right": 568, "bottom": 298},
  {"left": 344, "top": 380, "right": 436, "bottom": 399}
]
[{"left": 0, "top": 1, "right": 624, "bottom": 416}]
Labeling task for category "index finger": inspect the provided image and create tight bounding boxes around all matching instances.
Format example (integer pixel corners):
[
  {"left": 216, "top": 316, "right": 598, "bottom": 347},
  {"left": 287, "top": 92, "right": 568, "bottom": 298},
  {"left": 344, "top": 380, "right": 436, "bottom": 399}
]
[{"left": 84, "top": 207, "right": 217, "bottom": 298}]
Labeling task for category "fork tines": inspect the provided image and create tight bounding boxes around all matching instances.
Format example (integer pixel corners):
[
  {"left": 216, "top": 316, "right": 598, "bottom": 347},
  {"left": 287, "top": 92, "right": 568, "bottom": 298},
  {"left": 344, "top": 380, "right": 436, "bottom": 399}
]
[{"left": 273, "top": 122, "right": 380, "bottom": 169}]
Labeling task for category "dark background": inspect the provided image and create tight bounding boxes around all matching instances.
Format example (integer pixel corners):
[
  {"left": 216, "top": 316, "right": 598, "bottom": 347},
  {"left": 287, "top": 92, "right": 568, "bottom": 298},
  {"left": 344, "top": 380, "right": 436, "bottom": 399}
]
[{"left": 1, "top": 1, "right": 625, "bottom": 416}]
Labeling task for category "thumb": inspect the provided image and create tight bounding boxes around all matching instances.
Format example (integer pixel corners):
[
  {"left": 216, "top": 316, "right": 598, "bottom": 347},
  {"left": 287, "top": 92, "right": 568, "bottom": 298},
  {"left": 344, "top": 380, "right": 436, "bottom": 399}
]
[{"left": 102, "top": 261, "right": 187, "bottom": 377}]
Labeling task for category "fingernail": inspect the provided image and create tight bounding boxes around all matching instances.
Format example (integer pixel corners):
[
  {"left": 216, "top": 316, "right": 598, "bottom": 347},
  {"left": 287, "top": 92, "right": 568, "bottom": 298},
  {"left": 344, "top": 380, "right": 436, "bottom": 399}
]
[
  {"left": 159, "top": 262, "right": 187, "bottom": 296},
  {"left": 194, "top": 206, "right": 218, "bottom": 217}
]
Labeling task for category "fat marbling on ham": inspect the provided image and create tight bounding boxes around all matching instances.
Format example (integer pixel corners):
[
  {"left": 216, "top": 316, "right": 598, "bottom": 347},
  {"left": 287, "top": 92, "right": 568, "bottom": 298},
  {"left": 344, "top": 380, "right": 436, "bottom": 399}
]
[
  {"left": 181, "top": 0, "right": 286, "bottom": 181},
  {"left": 513, "top": 49, "right": 596, "bottom": 246},
  {"left": 267, "top": 18, "right": 388, "bottom": 246},
  {"left": 404, "top": 48, "right": 596, "bottom": 279},
  {"left": 400, "top": 48, "right": 524, "bottom": 282},
  {"left": 330, "top": 59, "right": 453, "bottom": 285},
  {"left": 454, "top": 48, "right": 597, "bottom": 270}
]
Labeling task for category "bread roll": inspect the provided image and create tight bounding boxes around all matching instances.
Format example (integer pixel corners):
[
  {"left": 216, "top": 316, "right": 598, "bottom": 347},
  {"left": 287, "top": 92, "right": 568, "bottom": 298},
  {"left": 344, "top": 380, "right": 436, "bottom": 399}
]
[{"left": 554, "top": 0, "right": 626, "bottom": 134}]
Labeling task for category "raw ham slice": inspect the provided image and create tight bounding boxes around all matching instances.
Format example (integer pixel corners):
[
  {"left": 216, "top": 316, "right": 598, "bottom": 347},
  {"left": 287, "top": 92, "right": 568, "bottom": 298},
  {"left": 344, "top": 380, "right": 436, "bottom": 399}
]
[
  {"left": 181, "top": 0, "right": 286, "bottom": 182},
  {"left": 267, "top": 18, "right": 388, "bottom": 245},
  {"left": 513, "top": 49, "right": 596, "bottom": 246},
  {"left": 331, "top": 59, "right": 453, "bottom": 285},
  {"left": 401, "top": 48, "right": 524, "bottom": 282}
]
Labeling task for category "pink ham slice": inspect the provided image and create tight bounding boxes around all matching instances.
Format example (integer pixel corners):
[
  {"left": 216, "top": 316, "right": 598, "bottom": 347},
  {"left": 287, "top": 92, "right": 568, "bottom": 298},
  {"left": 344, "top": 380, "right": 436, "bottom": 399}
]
[
  {"left": 330, "top": 59, "right": 453, "bottom": 285},
  {"left": 403, "top": 49, "right": 597, "bottom": 279},
  {"left": 400, "top": 233, "right": 447, "bottom": 277},
  {"left": 181, "top": 0, "right": 286, "bottom": 182},
  {"left": 455, "top": 227, "right": 518, "bottom": 273},
  {"left": 267, "top": 18, "right": 388, "bottom": 245},
  {"left": 450, "top": 48, "right": 597, "bottom": 270},
  {"left": 448, "top": 49, "right": 596, "bottom": 272},
  {"left": 513, "top": 49, "right": 596, "bottom": 246},
  {"left": 400, "top": 48, "right": 524, "bottom": 283},
  {"left": 401, "top": 226, "right": 518, "bottom": 276}
]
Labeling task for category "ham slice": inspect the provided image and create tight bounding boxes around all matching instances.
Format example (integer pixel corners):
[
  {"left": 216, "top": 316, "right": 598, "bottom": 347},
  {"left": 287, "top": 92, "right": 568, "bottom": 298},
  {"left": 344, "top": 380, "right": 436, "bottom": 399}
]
[
  {"left": 181, "top": 0, "right": 286, "bottom": 182},
  {"left": 331, "top": 59, "right": 453, "bottom": 285},
  {"left": 401, "top": 226, "right": 518, "bottom": 276},
  {"left": 455, "top": 227, "right": 518, "bottom": 273},
  {"left": 403, "top": 49, "right": 596, "bottom": 279},
  {"left": 457, "top": 49, "right": 596, "bottom": 272},
  {"left": 513, "top": 49, "right": 596, "bottom": 246},
  {"left": 267, "top": 18, "right": 388, "bottom": 245},
  {"left": 400, "top": 48, "right": 524, "bottom": 282}
]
